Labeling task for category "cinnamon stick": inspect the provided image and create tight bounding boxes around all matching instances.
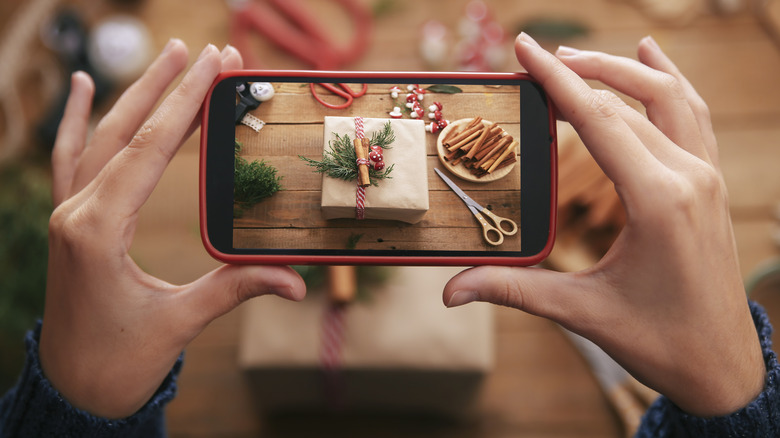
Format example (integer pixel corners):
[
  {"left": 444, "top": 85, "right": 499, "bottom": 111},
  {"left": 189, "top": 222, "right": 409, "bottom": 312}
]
[
  {"left": 475, "top": 155, "right": 516, "bottom": 177},
  {"left": 475, "top": 136, "right": 512, "bottom": 169},
  {"left": 472, "top": 134, "right": 505, "bottom": 161},
  {"left": 480, "top": 156, "right": 499, "bottom": 171},
  {"left": 445, "top": 148, "right": 461, "bottom": 161},
  {"left": 444, "top": 123, "right": 482, "bottom": 149},
  {"left": 487, "top": 140, "right": 518, "bottom": 173},
  {"left": 327, "top": 265, "right": 357, "bottom": 303},
  {"left": 354, "top": 138, "right": 371, "bottom": 187},
  {"left": 464, "top": 122, "right": 495, "bottom": 160},
  {"left": 448, "top": 128, "right": 483, "bottom": 152},
  {"left": 480, "top": 126, "right": 505, "bottom": 149},
  {"left": 442, "top": 125, "right": 463, "bottom": 144}
]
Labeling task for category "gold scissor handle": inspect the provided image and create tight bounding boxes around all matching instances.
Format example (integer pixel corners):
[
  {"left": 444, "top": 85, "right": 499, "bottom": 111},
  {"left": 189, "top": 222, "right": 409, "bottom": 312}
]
[
  {"left": 473, "top": 210, "right": 504, "bottom": 246},
  {"left": 481, "top": 208, "right": 518, "bottom": 236}
]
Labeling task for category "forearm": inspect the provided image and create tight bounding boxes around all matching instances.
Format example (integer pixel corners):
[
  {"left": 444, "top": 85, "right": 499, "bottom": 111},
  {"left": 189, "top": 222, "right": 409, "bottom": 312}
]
[
  {"left": 636, "top": 300, "right": 780, "bottom": 437},
  {"left": 0, "top": 323, "right": 181, "bottom": 438}
]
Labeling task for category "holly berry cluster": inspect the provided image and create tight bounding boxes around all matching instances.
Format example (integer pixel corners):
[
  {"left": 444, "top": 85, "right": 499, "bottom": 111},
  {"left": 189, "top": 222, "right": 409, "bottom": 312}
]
[{"left": 388, "top": 84, "right": 450, "bottom": 134}]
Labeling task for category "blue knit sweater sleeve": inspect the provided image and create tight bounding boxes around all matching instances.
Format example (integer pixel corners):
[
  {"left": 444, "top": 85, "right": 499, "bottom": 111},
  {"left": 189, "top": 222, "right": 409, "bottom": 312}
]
[
  {"left": 0, "top": 324, "right": 182, "bottom": 438},
  {"left": 636, "top": 300, "right": 780, "bottom": 437}
]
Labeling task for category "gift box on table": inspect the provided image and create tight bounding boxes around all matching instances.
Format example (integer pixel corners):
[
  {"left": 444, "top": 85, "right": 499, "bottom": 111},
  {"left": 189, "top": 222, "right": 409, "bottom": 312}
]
[
  {"left": 238, "top": 266, "right": 494, "bottom": 414},
  {"left": 320, "top": 116, "right": 429, "bottom": 224}
]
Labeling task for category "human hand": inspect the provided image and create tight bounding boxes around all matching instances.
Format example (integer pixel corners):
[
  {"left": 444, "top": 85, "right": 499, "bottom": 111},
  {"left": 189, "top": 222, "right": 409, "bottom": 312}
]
[
  {"left": 443, "top": 33, "right": 765, "bottom": 417},
  {"left": 40, "top": 40, "right": 305, "bottom": 419}
]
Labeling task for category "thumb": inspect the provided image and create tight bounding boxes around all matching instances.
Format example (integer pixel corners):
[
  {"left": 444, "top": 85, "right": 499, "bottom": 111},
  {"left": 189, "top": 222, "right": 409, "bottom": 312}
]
[
  {"left": 182, "top": 264, "right": 306, "bottom": 329},
  {"left": 443, "top": 265, "right": 590, "bottom": 327}
]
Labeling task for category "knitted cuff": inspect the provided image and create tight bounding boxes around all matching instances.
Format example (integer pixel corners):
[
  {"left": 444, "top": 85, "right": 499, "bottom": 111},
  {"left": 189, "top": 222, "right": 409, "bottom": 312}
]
[
  {"left": 0, "top": 323, "right": 183, "bottom": 438},
  {"left": 636, "top": 300, "right": 780, "bottom": 437}
]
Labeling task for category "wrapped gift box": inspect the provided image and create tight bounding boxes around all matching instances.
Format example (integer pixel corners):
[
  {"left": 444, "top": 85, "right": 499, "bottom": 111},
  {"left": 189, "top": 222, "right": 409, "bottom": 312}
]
[
  {"left": 320, "top": 117, "right": 429, "bottom": 224},
  {"left": 238, "top": 267, "right": 494, "bottom": 414}
]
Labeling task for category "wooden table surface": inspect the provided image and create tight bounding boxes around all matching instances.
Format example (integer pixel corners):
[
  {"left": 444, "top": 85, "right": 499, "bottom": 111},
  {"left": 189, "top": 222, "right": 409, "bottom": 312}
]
[
  {"left": 4, "top": 0, "right": 780, "bottom": 437},
  {"left": 235, "top": 82, "right": 524, "bottom": 253}
]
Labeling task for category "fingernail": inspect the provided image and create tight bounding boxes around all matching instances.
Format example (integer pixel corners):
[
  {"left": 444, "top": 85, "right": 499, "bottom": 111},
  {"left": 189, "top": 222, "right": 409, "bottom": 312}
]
[
  {"left": 556, "top": 45, "right": 580, "bottom": 58},
  {"left": 447, "top": 290, "right": 478, "bottom": 308},
  {"left": 162, "top": 38, "right": 177, "bottom": 54},
  {"left": 517, "top": 32, "right": 541, "bottom": 49},
  {"left": 644, "top": 35, "right": 661, "bottom": 51},
  {"left": 71, "top": 70, "right": 87, "bottom": 83},
  {"left": 197, "top": 44, "right": 217, "bottom": 62},
  {"left": 220, "top": 44, "right": 236, "bottom": 60}
]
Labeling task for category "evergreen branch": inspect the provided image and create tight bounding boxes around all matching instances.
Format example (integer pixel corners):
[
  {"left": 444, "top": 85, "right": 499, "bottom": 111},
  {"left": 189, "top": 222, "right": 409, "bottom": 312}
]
[
  {"left": 370, "top": 121, "right": 395, "bottom": 149},
  {"left": 234, "top": 140, "right": 283, "bottom": 217},
  {"left": 300, "top": 124, "right": 396, "bottom": 187},
  {"left": 300, "top": 133, "right": 359, "bottom": 181}
]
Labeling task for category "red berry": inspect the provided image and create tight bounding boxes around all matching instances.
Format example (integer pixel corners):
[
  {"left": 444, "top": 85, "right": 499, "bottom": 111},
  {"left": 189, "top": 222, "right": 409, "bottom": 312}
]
[
  {"left": 370, "top": 145, "right": 383, "bottom": 154},
  {"left": 369, "top": 150, "right": 383, "bottom": 162},
  {"left": 373, "top": 160, "right": 385, "bottom": 170}
]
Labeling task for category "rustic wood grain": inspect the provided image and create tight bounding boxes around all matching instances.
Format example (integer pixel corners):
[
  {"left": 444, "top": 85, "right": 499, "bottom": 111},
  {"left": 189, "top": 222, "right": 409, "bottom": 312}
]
[{"left": 234, "top": 80, "right": 523, "bottom": 252}]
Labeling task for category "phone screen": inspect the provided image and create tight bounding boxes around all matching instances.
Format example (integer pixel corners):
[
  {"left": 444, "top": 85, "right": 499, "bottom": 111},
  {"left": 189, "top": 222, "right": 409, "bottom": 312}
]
[{"left": 202, "top": 72, "right": 556, "bottom": 265}]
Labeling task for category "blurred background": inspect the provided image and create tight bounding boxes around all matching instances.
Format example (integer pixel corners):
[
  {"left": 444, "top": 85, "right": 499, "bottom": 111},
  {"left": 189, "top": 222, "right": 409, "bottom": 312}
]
[{"left": 2, "top": 0, "right": 780, "bottom": 437}]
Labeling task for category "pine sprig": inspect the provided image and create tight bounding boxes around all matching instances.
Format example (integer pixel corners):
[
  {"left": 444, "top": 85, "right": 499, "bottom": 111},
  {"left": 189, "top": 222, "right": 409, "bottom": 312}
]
[
  {"left": 370, "top": 121, "right": 395, "bottom": 149},
  {"left": 234, "top": 140, "right": 283, "bottom": 217},
  {"left": 300, "top": 122, "right": 395, "bottom": 187},
  {"left": 300, "top": 132, "right": 360, "bottom": 181}
]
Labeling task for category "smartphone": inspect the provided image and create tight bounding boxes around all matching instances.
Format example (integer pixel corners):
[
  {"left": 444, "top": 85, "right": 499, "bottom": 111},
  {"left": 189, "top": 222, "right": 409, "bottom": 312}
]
[{"left": 200, "top": 71, "right": 556, "bottom": 266}]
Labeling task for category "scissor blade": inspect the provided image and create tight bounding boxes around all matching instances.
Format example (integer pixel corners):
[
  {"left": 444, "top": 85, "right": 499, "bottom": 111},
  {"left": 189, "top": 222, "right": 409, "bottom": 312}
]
[{"left": 434, "top": 168, "right": 482, "bottom": 210}]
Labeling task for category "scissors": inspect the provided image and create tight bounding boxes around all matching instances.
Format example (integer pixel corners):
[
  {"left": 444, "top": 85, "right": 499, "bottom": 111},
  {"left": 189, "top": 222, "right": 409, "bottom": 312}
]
[
  {"left": 227, "top": 0, "right": 372, "bottom": 69},
  {"left": 310, "top": 82, "right": 367, "bottom": 109},
  {"left": 435, "top": 168, "right": 518, "bottom": 246}
]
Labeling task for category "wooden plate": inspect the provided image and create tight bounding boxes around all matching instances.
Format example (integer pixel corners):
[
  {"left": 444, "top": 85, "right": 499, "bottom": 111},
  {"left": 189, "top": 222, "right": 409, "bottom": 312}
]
[{"left": 436, "top": 118, "right": 516, "bottom": 183}]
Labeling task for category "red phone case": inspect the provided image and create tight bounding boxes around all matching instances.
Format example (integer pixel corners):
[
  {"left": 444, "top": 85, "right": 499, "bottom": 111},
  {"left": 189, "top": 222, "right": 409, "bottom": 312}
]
[{"left": 200, "top": 70, "right": 557, "bottom": 266}]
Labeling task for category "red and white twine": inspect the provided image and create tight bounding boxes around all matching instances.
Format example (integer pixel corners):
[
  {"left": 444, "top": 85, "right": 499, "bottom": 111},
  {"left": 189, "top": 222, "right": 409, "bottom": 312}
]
[
  {"left": 354, "top": 117, "right": 366, "bottom": 220},
  {"left": 316, "top": 117, "right": 368, "bottom": 407},
  {"left": 319, "top": 302, "right": 347, "bottom": 371},
  {"left": 319, "top": 302, "right": 347, "bottom": 408}
]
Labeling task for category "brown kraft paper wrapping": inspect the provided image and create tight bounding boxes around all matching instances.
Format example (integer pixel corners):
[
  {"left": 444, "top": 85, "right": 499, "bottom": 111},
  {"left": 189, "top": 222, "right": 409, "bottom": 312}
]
[
  {"left": 238, "top": 267, "right": 494, "bottom": 413},
  {"left": 320, "top": 116, "right": 429, "bottom": 224}
]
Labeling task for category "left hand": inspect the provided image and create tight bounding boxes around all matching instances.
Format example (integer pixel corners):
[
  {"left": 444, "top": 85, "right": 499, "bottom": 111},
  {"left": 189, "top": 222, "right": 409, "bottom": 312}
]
[{"left": 40, "top": 40, "right": 306, "bottom": 419}]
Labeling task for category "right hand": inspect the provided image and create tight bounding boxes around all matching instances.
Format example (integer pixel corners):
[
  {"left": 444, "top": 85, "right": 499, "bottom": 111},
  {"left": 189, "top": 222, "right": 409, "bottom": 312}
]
[{"left": 443, "top": 33, "right": 765, "bottom": 418}]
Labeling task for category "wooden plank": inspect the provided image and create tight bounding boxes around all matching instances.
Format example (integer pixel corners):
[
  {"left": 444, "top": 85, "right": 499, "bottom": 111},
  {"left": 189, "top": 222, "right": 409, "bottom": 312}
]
[
  {"left": 237, "top": 122, "right": 521, "bottom": 158},
  {"left": 235, "top": 155, "right": 522, "bottom": 192},
  {"left": 233, "top": 227, "right": 521, "bottom": 252},
  {"left": 718, "top": 126, "right": 780, "bottom": 212},
  {"left": 234, "top": 189, "right": 521, "bottom": 229},
  {"left": 733, "top": 220, "right": 780, "bottom": 279},
  {"left": 245, "top": 89, "right": 521, "bottom": 125}
]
